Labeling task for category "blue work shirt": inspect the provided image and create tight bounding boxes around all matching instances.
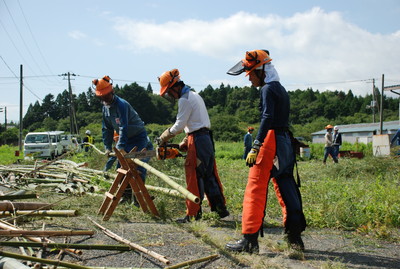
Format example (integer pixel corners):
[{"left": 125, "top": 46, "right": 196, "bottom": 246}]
[
  {"left": 255, "top": 81, "right": 290, "bottom": 144},
  {"left": 102, "top": 95, "right": 146, "bottom": 151}
]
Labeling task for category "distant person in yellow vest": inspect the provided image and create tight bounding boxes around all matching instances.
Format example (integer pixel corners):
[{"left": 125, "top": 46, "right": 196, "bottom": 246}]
[{"left": 83, "top": 130, "right": 94, "bottom": 152}]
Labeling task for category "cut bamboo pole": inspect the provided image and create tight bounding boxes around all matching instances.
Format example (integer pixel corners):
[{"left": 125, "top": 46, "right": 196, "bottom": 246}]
[
  {"left": 0, "top": 250, "right": 91, "bottom": 269},
  {"left": 0, "top": 241, "right": 131, "bottom": 251},
  {"left": 88, "top": 217, "right": 170, "bottom": 264},
  {"left": 0, "top": 194, "right": 38, "bottom": 200},
  {"left": 164, "top": 254, "right": 219, "bottom": 269},
  {"left": 0, "top": 202, "right": 51, "bottom": 211},
  {"left": 0, "top": 210, "right": 77, "bottom": 217},
  {"left": 0, "top": 230, "right": 95, "bottom": 237},
  {"left": 133, "top": 159, "right": 199, "bottom": 204},
  {"left": 0, "top": 220, "right": 82, "bottom": 255},
  {"left": 144, "top": 185, "right": 183, "bottom": 198}
]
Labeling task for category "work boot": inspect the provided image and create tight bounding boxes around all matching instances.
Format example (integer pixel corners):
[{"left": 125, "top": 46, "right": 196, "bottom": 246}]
[
  {"left": 209, "top": 196, "right": 230, "bottom": 218},
  {"left": 284, "top": 233, "right": 304, "bottom": 251},
  {"left": 225, "top": 233, "right": 259, "bottom": 253},
  {"left": 176, "top": 208, "right": 202, "bottom": 223},
  {"left": 216, "top": 205, "right": 230, "bottom": 218}
]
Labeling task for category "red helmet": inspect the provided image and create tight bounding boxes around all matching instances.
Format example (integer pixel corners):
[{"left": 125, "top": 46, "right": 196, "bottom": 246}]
[
  {"left": 158, "top": 69, "right": 180, "bottom": 97},
  {"left": 92, "top": 76, "right": 113, "bottom": 96}
]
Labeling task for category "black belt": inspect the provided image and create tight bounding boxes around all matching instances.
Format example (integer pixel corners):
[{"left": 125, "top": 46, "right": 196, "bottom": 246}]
[
  {"left": 272, "top": 127, "right": 289, "bottom": 135},
  {"left": 189, "top": 127, "right": 209, "bottom": 135}
]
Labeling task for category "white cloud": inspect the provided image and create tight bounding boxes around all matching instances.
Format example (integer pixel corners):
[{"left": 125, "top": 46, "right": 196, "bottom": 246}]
[
  {"left": 112, "top": 7, "right": 400, "bottom": 96},
  {"left": 68, "top": 30, "right": 87, "bottom": 40}
]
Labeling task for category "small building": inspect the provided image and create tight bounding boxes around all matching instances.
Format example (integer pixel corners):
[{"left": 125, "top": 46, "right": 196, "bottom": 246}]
[{"left": 311, "top": 120, "right": 399, "bottom": 144}]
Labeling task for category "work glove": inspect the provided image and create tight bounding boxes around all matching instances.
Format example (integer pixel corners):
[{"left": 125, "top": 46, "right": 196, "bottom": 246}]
[
  {"left": 245, "top": 140, "right": 262, "bottom": 167},
  {"left": 179, "top": 136, "right": 188, "bottom": 152},
  {"left": 158, "top": 128, "right": 175, "bottom": 145}
]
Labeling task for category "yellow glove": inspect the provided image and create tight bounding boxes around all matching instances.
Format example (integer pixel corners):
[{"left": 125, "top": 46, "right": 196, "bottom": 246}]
[
  {"left": 245, "top": 148, "right": 259, "bottom": 167},
  {"left": 159, "top": 128, "right": 175, "bottom": 145}
]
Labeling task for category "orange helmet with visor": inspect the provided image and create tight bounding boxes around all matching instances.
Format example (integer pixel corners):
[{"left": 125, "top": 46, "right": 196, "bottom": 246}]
[{"left": 227, "top": 49, "right": 272, "bottom": 76}]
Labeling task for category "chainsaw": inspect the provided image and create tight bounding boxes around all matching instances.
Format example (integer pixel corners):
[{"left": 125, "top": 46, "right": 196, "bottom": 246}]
[{"left": 123, "top": 143, "right": 184, "bottom": 160}]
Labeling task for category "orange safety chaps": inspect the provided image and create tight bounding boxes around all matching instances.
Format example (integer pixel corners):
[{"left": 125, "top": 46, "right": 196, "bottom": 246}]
[
  {"left": 184, "top": 133, "right": 225, "bottom": 216},
  {"left": 242, "top": 130, "right": 288, "bottom": 234}
]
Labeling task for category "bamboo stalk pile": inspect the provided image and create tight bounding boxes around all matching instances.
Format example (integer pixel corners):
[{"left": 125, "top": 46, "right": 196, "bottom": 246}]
[{"left": 0, "top": 160, "right": 101, "bottom": 196}]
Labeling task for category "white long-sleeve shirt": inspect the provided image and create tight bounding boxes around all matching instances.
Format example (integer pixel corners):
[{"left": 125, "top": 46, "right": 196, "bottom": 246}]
[{"left": 169, "top": 88, "right": 211, "bottom": 135}]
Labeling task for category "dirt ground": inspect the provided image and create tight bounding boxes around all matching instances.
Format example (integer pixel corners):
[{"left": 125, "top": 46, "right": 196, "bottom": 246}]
[{"left": 2, "top": 208, "right": 399, "bottom": 269}]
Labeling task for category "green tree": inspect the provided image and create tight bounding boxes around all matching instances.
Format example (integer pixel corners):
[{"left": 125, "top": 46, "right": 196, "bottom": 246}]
[{"left": 211, "top": 114, "right": 242, "bottom": 141}]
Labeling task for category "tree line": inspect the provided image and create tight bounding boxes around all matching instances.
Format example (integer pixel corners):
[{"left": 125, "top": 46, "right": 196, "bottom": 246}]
[{"left": 1, "top": 82, "right": 398, "bottom": 144}]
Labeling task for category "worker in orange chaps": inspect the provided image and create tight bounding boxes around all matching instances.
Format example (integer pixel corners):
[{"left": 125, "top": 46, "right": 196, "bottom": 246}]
[
  {"left": 225, "top": 49, "right": 306, "bottom": 253},
  {"left": 241, "top": 130, "right": 277, "bottom": 235},
  {"left": 157, "top": 68, "right": 229, "bottom": 223},
  {"left": 184, "top": 132, "right": 226, "bottom": 217}
]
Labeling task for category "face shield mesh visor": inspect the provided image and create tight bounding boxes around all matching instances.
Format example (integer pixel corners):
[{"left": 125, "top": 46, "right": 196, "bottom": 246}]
[{"left": 227, "top": 60, "right": 246, "bottom": 76}]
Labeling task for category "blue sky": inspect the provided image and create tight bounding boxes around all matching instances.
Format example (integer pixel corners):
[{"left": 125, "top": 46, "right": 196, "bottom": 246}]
[{"left": 1, "top": 0, "right": 400, "bottom": 122}]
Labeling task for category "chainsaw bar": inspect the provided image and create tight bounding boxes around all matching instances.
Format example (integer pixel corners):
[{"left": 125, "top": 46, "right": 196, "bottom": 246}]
[{"left": 124, "top": 150, "right": 157, "bottom": 159}]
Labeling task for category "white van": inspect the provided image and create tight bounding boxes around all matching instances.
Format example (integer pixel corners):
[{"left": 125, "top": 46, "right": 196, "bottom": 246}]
[{"left": 24, "top": 131, "right": 64, "bottom": 159}]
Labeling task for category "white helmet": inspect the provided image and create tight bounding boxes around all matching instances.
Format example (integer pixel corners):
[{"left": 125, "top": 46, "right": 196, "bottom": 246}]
[
  {"left": 85, "top": 130, "right": 91, "bottom": 135},
  {"left": 334, "top": 126, "right": 339, "bottom": 131}
]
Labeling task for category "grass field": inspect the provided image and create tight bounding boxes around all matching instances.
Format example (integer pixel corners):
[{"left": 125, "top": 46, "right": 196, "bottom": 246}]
[{"left": 1, "top": 142, "right": 399, "bottom": 241}]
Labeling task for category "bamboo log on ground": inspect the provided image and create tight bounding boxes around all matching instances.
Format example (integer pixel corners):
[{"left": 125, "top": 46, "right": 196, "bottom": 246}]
[
  {"left": 0, "top": 202, "right": 52, "bottom": 211},
  {"left": 0, "top": 229, "right": 95, "bottom": 237},
  {"left": 41, "top": 267, "right": 155, "bottom": 269},
  {"left": 164, "top": 254, "right": 219, "bottom": 269},
  {"left": 0, "top": 220, "right": 82, "bottom": 255},
  {"left": 6, "top": 190, "right": 26, "bottom": 196},
  {"left": 0, "top": 194, "right": 38, "bottom": 200},
  {"left": 88, "top": 217, "right": 170, "bottom": 265},
  {"left": 0, "top": 210, "right": 77, "bottom": 217},
  {"left": 144, "top": 185, "right": 183, "bottom": 198},
  {"left": 0, "top": 251, "right": 91, "bottom": 269},
  {"left": 133, "top": 159, "right": 200, "bottom": 204},
  {"left": 21, "top": 178, "right": 66, "bottom": 184},
  {"left": 0, "top": 241, "right": 131, "bottom": 251}
]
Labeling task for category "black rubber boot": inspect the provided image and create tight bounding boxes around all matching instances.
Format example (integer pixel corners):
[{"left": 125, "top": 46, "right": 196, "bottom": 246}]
[
  {"left": 225, "top": 233, "right": 259, "bottom": 253},
  {"left": 176, "top": 207, "right": 202, "bottom": 223},
  {"left": 210, "top": 196, "right": 230, "bottom": 218},
  {"left": 284, "top": 233, "right": 305, "bottom": 251}
]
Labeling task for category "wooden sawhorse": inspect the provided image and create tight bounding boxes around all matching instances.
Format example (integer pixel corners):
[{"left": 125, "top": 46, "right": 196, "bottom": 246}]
[{"left": 98, "top": 147, "right": 159, "bottom": 220}]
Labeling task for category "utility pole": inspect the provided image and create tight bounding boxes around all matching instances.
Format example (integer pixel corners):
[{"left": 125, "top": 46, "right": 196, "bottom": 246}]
[
  {"left": 379, "top": 74, "right": 384, "bottom": 135},
  {"left": 60, "top": 72, "right": 79, "bottom": 135},
  {"left": 19, "top": 64, "right": 23, "bottom": 152},
  {"left": 4, "top": 107, "right": 6, "bottom": 130},
  {"left": 372, "top": 78, "right": 376, "bottom": 123}
]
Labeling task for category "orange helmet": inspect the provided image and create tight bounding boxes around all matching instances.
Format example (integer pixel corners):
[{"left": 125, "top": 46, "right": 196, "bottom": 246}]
[
  {"left": 325, "top": 124, "right": 334, "bottom": 129},
  {"left": 92, "top": 76, "right": 113, "bottom": 96},
  {"left": 158, "top": 69, "right": 180, "bottom": 96},
  {"left": 227, "top": 49, "right": 272, "bottom": 76},
  {"left": 243, "top": 50, "right": 272, "bottom": 76}
]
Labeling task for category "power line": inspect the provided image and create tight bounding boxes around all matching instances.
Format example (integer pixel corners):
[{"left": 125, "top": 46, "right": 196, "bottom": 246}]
[
  {"left": 2, "top": 0, "right": 46, "bottom": 76},
  {"left": 16, "top": 0, "right": 61, "bottom": 86},
  {"left": 0, "top": 55, "right": 42, "bottom": 101}
]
